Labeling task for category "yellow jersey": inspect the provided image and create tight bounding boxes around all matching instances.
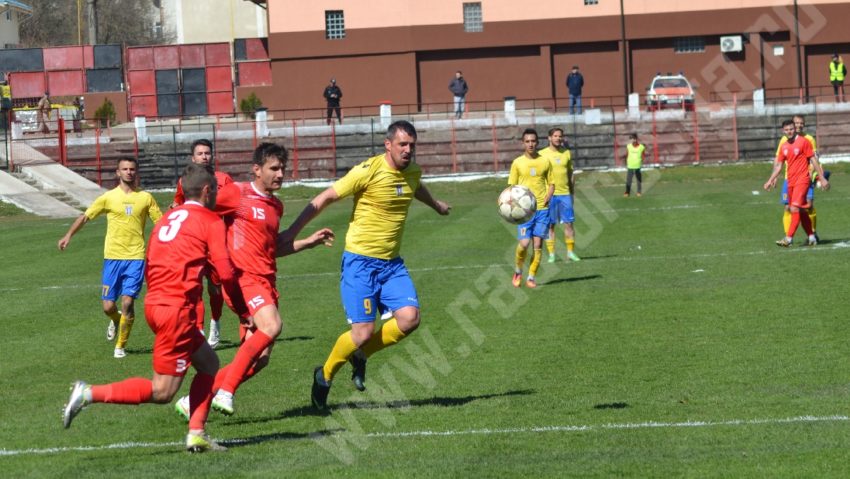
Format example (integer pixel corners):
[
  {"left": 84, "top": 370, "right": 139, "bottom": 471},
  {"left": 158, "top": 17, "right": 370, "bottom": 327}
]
[
  {"left": 508, "top": 154, "right": 553, "bottom": 210},
  {"left": 626, "top": 143, "right": 645, "bottom": 169},
  {"left": 776, "top": 133, "right": 817, "bottom": 179},
  {"left": 84, "top": 186, "right": 162, "bottom": 260},
  {"left": 332, "top": 154, "right": 421, "bottom": 260},
  {"left": 0, "top": 84, "right": 10, "bottom": 99},
  {"left": 538, "top": 147, "right": 573, "bottom": 195}
]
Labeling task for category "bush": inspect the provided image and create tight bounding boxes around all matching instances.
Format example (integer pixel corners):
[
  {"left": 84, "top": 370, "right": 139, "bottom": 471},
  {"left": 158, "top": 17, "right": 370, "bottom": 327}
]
[
  {"left": 94, "top": 99, "right": 116, "bottom": 128},
  {"left": 239, "top": 92, "right": 263, "bottom": 117}
]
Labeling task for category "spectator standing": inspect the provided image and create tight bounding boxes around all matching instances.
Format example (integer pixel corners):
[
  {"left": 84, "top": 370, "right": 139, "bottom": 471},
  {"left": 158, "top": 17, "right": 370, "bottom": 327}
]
[
  {"left": 566, "top": 66, "right": 584, "bottom": 115},
  {"left": 448, "top": 71, "right": 469, "bottom": 119},
  {"left": 829, "top": 54, "right": 846, "bottom": 102},
  {"left": 624, "top": 134, "right": 645, "bottom": 197},
  {"left": 324, "top": 78, "right": 343, "bottom": 125},
  {"left": 37, "top": 91, "right": 51, "bottom": 134}
]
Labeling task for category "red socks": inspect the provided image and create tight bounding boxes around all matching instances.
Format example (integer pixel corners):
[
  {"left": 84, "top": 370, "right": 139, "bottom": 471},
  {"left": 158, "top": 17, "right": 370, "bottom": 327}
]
[
  {"left": 91, "top": 378, "right": 153, "bottom": 404},
  {"left": 214, "top": 330, "right": 273, "bottom": 393},
  {"left": 188, "top": 372, "right": 215, "bottom": 430}
]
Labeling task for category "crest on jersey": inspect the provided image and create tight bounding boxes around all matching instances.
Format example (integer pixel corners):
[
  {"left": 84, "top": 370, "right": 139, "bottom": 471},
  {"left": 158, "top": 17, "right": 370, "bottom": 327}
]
[
  {"left": 125, "top": 205, "right": 133, "bottom": 215},
  {"left": 395, "top": 185, "right": 404, "bottom": 196},
  {"left": 794, "top": 148, "right": 800, "bottom": 155},
  {"left": 530, "top": 168, "right": 537, "bottom": 176}
]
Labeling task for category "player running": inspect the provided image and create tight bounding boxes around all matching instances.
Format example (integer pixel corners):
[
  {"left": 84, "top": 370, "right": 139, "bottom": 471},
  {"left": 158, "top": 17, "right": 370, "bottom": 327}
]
[
  {"left": 170, "top": 139, "right": 234, "bottom": 348},
  {"left": 174, "top": 143, "right": 333, "bottom": 419},
  {"left": 58, "top": 157, "right": 162, "bottom": 358},
  {"left": 509, "top": 128, "right": 554, "bottom": 288},
  {"left": 538, "top": 127, "right": 579, "bottom": 263},
  {"left": 282, "top": 120, "right": 451, "bottom": 411},
  {"left": 764, "top": 119, "right": 830, "bottom": 246},
  {"left": 62, "top": 163, "right": 250, "bottom": 452}
]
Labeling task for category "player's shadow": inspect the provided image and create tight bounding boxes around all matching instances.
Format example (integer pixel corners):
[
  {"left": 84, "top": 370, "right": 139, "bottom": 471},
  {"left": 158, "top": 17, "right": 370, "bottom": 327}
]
[
  {"left": 221, "top": 429, "right": 342, "bottom": 450},
  {"left": 569, "top": 254, "right": 618, "bottom": 261},
  {"left": 543, "top": 274, "right": 602, "bottom": 286},
  {"left": 123, "top": 335, "right": 313, "bottom": 355},
  {"left": 594, "top": 402, "right": 629, "bottom": 409},
  {"left": 224, "top": 389, "right": 535, "bottom": 425}
]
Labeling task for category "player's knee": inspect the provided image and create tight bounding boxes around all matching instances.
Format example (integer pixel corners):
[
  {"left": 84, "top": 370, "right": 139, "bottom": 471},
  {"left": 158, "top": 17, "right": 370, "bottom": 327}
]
[
  {"left": 351, "top": 324, "right": 375, "bottom": 346},
  {"left": 395, "top": 309, "right": 421, "bottom": 334},
  {"left": 150, "top": 387, "right": 175, "bottom": 404}
]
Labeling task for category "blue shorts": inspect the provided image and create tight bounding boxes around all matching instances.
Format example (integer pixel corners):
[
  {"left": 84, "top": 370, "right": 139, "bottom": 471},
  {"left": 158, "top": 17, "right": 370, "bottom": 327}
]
[
  {"left": 780, "top": 179, "right": 814, "bottom": 205},
  {"left": 102, "top": 259, "right": 145, "bottom": 301},
  {"left": 548, "top": 195, "right": 575, "bottom": 224},
  {"left": 340, "top": 251, "right": 419, "bottom": 324},
  {"left": 517, "top": 209, "right": 550, "bottom": 240}
]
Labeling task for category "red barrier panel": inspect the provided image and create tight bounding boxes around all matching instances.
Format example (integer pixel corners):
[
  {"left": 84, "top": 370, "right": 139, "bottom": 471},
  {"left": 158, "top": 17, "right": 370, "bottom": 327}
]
[
  {"left": 179, "top": 44, "right": 205, "bottom": 68},
  {"left": 154, "top": 46, "right": 180, "bottom": 69},
  {"left": 206, "top": 66, "right": 232, "bottom": 92},
  {"left": 44, "top": 46, "right": 93, "bottom": 70},
  {"left": 237, "top": 61, "right": 271, "bottom": 87},
  {"left": 207, "top": 92, "right": 233, "bottom": 115},
  {"left": 127, "top": 47, "right": 154, "bottom": 70},
  {"left": 128, "top": 70, "right": 156, "bottom": 95},
  {"left": 9, "top": 71, "right": 46, "bottom": 98},
  {"left": 245, "top": 38, "right": 269, "bottom": 60},
  {"left": 47, "top": 70, "right": 86, "bottom": 96},
  {"left": 129, "top": 95, "right": 158, "bottom": 118},
  {"left": 205, "top": 43, "right": 231, "bottom": 67}
]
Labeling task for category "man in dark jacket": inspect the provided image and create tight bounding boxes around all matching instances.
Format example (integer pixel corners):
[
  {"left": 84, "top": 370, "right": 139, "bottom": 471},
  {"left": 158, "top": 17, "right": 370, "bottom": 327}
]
[
  {"left": 324, "top": 78, "right": 343, "bottom": 125},
  {"left": 448, "top": 71, "right": 469, "bottom": 119},
  {"left": 566, "top": 66, "right": 584, "bottom": 115}
]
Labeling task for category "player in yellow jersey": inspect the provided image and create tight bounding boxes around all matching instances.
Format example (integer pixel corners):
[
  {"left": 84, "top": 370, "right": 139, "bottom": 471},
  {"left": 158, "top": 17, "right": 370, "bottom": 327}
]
[
  {"left": 775, "top": 115, "right": 827, "bottom": 241},
  {"left": 58, "top": 158, "right": 163, "bottom": 358},
  {"left": 509, "top": 128, "right": 554, "bottom": 288},
  {"left": 538, "top": 127, "right": 580, "bottom": 263},
  {"left": 283, "top": 121, "right": 451, "bottom": 410},
  {"left": 624, "top": 134, "right": 645, "bottom": 197}
]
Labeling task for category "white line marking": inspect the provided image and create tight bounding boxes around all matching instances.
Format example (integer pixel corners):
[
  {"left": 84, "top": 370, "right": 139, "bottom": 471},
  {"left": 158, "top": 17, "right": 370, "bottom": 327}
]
[{"left": 2, "top": 415, "right": 847, "bottom": 456}]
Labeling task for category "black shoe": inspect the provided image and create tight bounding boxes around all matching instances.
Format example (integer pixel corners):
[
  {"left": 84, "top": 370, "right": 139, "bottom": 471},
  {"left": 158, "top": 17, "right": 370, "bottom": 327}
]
[
  {"left": 311, "top": 366, "right": 331, "bottom": 411},
  {"left": 350, "top": 353, "right": 367, "bottom": 392}
]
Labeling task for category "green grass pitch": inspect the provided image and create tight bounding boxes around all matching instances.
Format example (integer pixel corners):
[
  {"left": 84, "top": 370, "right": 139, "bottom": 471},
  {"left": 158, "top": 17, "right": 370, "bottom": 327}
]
[{"left": 2, "top": 162, "right": 850, "bottom": 477}]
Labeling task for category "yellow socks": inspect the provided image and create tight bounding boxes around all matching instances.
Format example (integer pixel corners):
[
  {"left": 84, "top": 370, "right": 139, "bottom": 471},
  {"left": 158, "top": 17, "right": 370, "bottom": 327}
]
[
  {"left": 362, "top": 318, "right": 407, "bottom": 358},
  {"left": 545, "top": 238, "right": 555, "bottom": 255},
  {"left": 809, "top": 206, "right": 817, "bottom": 232},
  {"left": 529, "top": 248, "right": 542, "bottom": 277},
  {"left": 783, "top": 210, "right": 791, "bottom": 235},
  {"left": 566, "top": 239, "right": 575, "bottom": 252},
  {"left": 322, "top": 331, "right": 358, "bottom": 382},
  {"left": 116, "top": 314, "right": 134, "bottom": 349},
  {"left": 106, "top": 310, "right": 121, "bottom": 328},
  {"left": 515, "top": 244, "right": 528, "bottom": 272}
]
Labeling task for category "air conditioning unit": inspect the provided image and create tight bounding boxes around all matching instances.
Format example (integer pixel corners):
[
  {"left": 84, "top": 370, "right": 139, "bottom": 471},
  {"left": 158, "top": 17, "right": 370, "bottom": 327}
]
[{"left": 720, "top": 35, "right": 743, "bottom": 53}]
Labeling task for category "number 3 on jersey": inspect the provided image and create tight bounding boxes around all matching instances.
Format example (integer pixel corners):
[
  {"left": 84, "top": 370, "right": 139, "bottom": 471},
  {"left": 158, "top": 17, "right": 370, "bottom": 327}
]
[{"left": 158, "top": 210, "right": 189, "bottom": 242}]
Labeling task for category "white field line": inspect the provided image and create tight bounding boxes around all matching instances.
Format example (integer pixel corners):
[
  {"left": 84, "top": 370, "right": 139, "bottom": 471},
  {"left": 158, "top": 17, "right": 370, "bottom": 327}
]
[
  {"left": 3, "top": 244, "right": 848, "bottom": 294},
  {"left": 2, "top": 415, "right": 847, "bottom": 456}
]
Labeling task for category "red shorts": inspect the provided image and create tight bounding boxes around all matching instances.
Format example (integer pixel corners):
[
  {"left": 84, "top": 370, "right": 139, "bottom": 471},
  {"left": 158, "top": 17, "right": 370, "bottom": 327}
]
[
  {"left": 223, "top": 271, "right": 279, "bottom": 317},
  {"left": 787, "top": 180, "right": 812, "bottom": 209},
  {"left": 145, "top": 304, "right": 206, "bottom": 376}
]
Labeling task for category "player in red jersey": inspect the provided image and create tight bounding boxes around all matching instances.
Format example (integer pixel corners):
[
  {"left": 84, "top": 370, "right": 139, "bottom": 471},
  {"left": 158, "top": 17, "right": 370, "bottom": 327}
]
[
  {"left": 63, "top": 163, "right": 251, "bottom": 452},
  {"left": 764, "top": 119, "right": 830, "bottom": 247},
  {"left": 170, "top": 139, "right": 234, "bottom": 348},
  {"left": 175, "top": 142, "right": 334, "bottom": 418}
]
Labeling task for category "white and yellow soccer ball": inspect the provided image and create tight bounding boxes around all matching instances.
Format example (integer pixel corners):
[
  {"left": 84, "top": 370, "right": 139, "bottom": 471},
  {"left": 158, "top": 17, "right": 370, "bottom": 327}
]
[{"left": 497, "top": 185, "right": 537, "bottom": 224}]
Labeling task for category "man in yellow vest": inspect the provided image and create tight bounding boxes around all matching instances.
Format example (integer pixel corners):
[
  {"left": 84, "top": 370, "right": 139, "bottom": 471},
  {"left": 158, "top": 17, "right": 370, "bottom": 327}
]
[
  {"left": 829, "top": 53, "right": 846, "bottom": 102},
  {"left": 0, "top": 77, "right": 10, "bottom": 129},
  {"left": 624, "top": 133, "right": 646, "bottom": 197}
]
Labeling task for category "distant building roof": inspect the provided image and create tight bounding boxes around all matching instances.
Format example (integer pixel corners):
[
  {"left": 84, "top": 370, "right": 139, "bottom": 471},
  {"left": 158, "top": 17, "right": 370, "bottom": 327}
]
[{"left": 0, "top": 1, "right": 33, "bottom": 13}]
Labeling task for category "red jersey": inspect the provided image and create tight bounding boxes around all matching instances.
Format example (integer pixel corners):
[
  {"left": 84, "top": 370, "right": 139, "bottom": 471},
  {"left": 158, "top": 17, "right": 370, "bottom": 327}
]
[
  {"left": 776, "top": 134, "right": 814, "bottom": 186},
  {"left": 145, "top": 202, "right": 248, "bottom": 316},
  {"left": 216, "top": 182, "right": 284, "bottom": 276},
  {"left": 173, "top": 170, "right": 234, "bottom": 205}
]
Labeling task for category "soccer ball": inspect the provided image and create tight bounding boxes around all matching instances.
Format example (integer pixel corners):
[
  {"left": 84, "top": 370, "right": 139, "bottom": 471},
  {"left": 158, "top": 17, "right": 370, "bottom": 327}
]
[{"left": 498, "top": 185, "right": 537, "bottom": 224}]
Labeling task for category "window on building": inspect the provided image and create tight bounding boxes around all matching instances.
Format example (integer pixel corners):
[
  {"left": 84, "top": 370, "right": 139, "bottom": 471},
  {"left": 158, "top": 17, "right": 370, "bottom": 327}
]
[
  {"left": 584, "top": 0, "right": 599, "bottom": 4},
  {"left": 673, "top": 37, "right": 706, "bottom": 53},
  {"left": 463, "top": 3, "right": 483, "bottom": 33},
  {"left": 325, "top": 10, "right": 345, "bottom": 40}
]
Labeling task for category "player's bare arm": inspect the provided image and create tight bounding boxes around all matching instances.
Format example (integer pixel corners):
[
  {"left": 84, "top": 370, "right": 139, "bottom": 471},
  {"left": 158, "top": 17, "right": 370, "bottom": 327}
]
[
  {"left": 275, "top": 227, "right": 335, "bottom": 257},
  {"left": 57, "top": 214, "right": 89, "bottom": 250},
  {"left": 283, "top": 187, "right": 340, "bottom": 242},
  {"left": 764, "top": 160, "right": 783, "bottom": 191},
  {"left": 414, "top": 184, "right": 451, "bottom": 215},
  {"left": 544, "top": 184, "right": 555, "bottom": 208}
]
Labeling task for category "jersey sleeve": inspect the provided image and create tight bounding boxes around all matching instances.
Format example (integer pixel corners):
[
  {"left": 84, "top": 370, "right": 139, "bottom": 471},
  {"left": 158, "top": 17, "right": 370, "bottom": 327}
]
[
  {"left": 84, "top": 193, "right": 107, "bottom": 220},
  {"left": 775, "top": 137, "right": 787, "bottom": 157},
  {"left": 215, "top": 182, "right": 241, "bottom": 215},
  {"left": 147, "top": 195, "right": 163, "bottom": 223},
  {"left": 508, "top": 160, "right": 518, "bottom": 185},
  {"left": 332, "top": 163, "right": 370, "bottom": 199},
  {"left": 802, "top": 138, "right": 814, "bottom": 159},
  {"left": 806, "top": 135, "right": 817, "bottom": 152},
  {"left": 173, "top": 178, "right": 185, "bottom": 205}
]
